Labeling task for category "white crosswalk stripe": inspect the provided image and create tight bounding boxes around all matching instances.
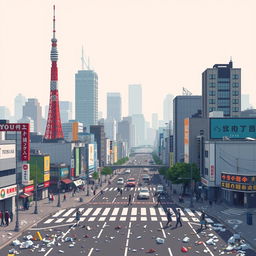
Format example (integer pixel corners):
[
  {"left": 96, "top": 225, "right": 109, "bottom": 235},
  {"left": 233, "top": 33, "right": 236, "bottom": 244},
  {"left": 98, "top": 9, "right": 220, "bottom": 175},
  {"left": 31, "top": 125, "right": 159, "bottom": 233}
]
[
  {"left": 82, "top": 208, "right": 93, "bottom": 216},
  {"left": 44, "top": 218, "right": 54, "bottom": 224},
  {"left": 102, "top": 208, "right": 111, "bottom": 216},
  {"left": 92, "top": 208, "right": 102, "bottom": 216},
  {"left": 66, "top": 217, "right": 75, "bottom": 223},
  {"left": 141, "top": 207, "right": 146, "bottom": 215},
  {"left": 121, "top": 208, "right": 128, "bottom": 215},
  {"left": 112, "top": 208, "right": 119, "bottom": 215},
  {"left": 185, "top": 208, "right": 195, "bottom": 217},
  {"left": 109, "top": 188, "right": 113, "bottom": 191},
  {"left": 63, "top": 208, "right": 76, "bottom": 217},
  {"left": 149, "top": 207, "right": 156, "bottom": 215},
  {"left": 52, "top": 209, "right": 66, "bottom": 217},
  {"left": 131, "top": 208, "right": 137, "bottom": 215},
  {"left": 72, "top": 208, "right": 84, "bottom": 216},
  {"left": 55, "top": 218, "right": 65, "bottom": 223},
  {"left": 176, "top": 208, "right": 185, "bottom": 216}
]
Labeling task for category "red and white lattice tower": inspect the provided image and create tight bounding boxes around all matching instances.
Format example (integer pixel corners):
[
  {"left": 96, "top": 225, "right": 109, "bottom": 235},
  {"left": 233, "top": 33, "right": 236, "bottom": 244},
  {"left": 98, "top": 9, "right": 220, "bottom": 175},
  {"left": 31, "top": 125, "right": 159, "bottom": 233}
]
[{"left": 44, "top": 5, "right": 64, "bottom": 141}]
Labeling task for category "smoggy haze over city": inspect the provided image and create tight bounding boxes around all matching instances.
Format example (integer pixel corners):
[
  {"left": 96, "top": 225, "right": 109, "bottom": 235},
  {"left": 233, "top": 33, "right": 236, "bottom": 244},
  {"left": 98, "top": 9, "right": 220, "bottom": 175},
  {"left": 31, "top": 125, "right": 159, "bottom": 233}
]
[{"left": 0, "top": 0, "right": 255, "bottom": 121}]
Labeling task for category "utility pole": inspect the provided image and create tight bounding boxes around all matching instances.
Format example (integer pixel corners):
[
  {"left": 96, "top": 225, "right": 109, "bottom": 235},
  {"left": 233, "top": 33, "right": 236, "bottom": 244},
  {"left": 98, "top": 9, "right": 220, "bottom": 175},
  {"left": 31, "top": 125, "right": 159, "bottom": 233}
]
[
  {"left": 190, "top": 165, "right": 194, "bottom": 208},
  {"left": 14, "top": 132, "right": 20, "bottom": 232},
  {"left": 34, "top": 160, "right": 38, "bottom": 214}
]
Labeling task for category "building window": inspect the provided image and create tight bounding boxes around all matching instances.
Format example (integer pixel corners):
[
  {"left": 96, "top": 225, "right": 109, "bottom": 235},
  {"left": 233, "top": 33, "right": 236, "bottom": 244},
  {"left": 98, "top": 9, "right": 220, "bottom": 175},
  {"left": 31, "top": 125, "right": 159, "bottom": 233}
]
[
  {"left": 232, "top": 83, "right": 239, "bottom": 88},
  {"left": 204, "top": 150, "right": 208, "bottom": 158},
  {"left": 232, "top": 107, "right": 239, "bottom": 112},
  {"left": 232, "top": 74, "right": 239, "bottom": 79},
  {"left": 209, "top": 99, "right": 215, "bottom": 104},
  {"left": 209, "top": 107, "right": 216, "bottom": 112},
  {"left": 204, "top": 168, "right": 209, "bottom": 175},
  {"left": 232, "top": 91, "right": 239, "bottom": 96},
  {"left": 232, "top": 99, "right": 239, "bottom": 104},
  {"left": 209, "top": 82, "right": 216, "bottom": 88},
  {"left": 209, "top": 91, "right": 216, "bottom": 96},
  {"left": 209, "top": 74, "right": 216, "bottom": 79}
]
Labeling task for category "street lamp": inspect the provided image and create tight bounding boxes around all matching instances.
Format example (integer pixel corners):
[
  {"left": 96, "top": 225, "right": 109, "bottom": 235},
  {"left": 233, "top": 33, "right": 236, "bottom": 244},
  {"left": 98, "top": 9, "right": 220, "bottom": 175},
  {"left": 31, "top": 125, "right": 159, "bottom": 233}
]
[
  {"left": 34, "top": 160, "right": 38, "bottom": 214},
  {"left": 57, "top": 169, "right": 61, "bottom": 207},
  {"left": 14, "top": 131, "right": 20, "bottom": 231}
]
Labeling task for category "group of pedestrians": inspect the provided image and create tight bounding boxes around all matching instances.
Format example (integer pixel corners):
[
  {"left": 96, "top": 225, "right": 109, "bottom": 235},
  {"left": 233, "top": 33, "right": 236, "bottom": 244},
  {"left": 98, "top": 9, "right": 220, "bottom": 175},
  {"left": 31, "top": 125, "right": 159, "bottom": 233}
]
[
  {"left": 117, "top": 187, "right": 123, "bottom": 196},
  {"left": 165, "top": 208, "right": 182, "bottom": 228},
  {"left": 0, "top": 210, "right": 13, "bottom": 226}
]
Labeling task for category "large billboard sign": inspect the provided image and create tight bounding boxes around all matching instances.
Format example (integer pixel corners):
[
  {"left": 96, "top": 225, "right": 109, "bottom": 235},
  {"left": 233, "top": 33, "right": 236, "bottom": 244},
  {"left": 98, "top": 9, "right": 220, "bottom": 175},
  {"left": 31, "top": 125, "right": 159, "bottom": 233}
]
[
  {"left": 210, "top": 118, "right": 256, "bottom": 139},
  {"left": 75, "top": 148, "right": 80, "bottom": 177},
  {"left": 88, "top": 144, "right": 94, "bottom": 169},
  {"left": 0, "top": 123, "right": 30, "bottom": 161},
  {"left": 184, "top": 118, "right": 189, "bottom": 163},
  {"left": 0, "top": 144, "right": 15, "bottom": 160}
]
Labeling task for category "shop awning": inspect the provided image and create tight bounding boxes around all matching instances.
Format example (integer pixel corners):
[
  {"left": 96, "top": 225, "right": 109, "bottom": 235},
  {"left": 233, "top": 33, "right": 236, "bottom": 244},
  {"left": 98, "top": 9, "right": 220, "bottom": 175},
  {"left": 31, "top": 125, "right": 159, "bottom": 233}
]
[
  {"left": 61, "top": 179, "right": 73, "bottom": 185},
  {"left": 19, "top": 192, "right": 33, "bottom": 198},
  {"left": 73, "top": 179, "right": 84, "bottom": 187}
]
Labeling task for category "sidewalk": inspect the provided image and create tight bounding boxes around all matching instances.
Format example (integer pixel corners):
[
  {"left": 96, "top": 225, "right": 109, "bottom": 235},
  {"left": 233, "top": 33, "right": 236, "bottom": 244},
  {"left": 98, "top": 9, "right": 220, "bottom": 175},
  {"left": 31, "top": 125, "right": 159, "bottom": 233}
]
[
  {"left": 0, "top": 175, "right": 117, "bottom": 250},
  {"left": 160, "top": 177, "right": 256, "bottom": 252}
]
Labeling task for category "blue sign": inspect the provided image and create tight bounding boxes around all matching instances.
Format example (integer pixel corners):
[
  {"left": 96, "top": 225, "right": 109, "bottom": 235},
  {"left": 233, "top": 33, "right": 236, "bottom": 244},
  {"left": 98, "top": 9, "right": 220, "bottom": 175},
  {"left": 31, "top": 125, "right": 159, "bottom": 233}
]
[{"left": 210, "top": 118, "right": 256, "bottom": 139}]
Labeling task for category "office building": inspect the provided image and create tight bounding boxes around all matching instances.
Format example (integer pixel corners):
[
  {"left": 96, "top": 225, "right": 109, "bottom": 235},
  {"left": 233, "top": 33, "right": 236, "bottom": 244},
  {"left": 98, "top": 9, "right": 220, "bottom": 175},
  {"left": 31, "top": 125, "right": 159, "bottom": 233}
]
[
  {"left": 241, "top": 94, "right": 251, "bottom": 111},
  {"left": 14, "top": 93, "right": 26, "bottom": 121},
  {"left": 60, "top": 101, "right": 72, "bottom": 123},
  {"left": 18, "top": 116, "right": 35, "bottom": 132},
  {"left": 104, "top": 119, "right": 117, "bottom": 141},
  {"left": 107, "top": 93, "right": 121, "bottom": 122},
  {"left": 202, "top": 60, "right": 241, "bottom": 118},
  {"left": 75, "top": 70, "right": 98, "bottom": 129},
  {"left": 163, "top": 94, "right": 173, "bottom": 123},
  {"left": 132, "top": 114, "right": 145, "bottom": 146},
  {"left": 0, "top": 106, "right": 11, "bottom": 120},
  {"left": 62, "top": 120, "right": 83, "bottom": 142},
  {"left": 117, "top": 117, "right": 132, "bottom": 149},
  {"left": 23, "top": 98, "right": 42, "bottom": 134},
  {"left": 173, "top": 95, "right": 202, "bottom": 163},
  {"left": 128, "top": 84, "right": 142, "bottom": 116},
  {"left": 152, "top": 113, "right": 158, "bottom": 130}
]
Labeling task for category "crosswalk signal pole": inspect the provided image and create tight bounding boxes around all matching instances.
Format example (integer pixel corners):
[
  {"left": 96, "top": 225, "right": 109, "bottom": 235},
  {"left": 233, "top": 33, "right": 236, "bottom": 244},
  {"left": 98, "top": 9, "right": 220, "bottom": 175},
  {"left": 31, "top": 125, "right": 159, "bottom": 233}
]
[{"left": 190, "top": 165, "right": 194, "bottom": 208}]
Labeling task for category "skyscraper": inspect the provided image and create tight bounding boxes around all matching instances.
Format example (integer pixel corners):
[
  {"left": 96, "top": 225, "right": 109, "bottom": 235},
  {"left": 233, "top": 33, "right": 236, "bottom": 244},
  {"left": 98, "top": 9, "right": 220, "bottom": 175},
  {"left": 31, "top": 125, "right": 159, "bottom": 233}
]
[
  {"left": 128, "top": 84, "right": 142, "bottom": 116},
  {"left": 132, "top": 114, "right": 145, "bottom": 146},
  {"left": 151, "top": 113, "right": 158, "bottom": 129},
  {"left": 107, "top": 93, "right": 121, "bottom": 122},
  {"left": 202, "top": 60, "right": 241, "bottom": 118},
  {"left": 0, "top": 106, "right": 11, "bottom": 120},
  {"left": 23, "top": 98, "right": 42, "bottom": 134},
  {"left": 75, "top": 70, "right": 98, "bottom": 130},
  {"left": 14, "top": 93, "right": 26, "bottom": 121},
  {"left": 163, "top": 94, "right": 173, "bottom": 123},
  {"left": 60, "top": 101, "right": 72, "bottom": 123}
]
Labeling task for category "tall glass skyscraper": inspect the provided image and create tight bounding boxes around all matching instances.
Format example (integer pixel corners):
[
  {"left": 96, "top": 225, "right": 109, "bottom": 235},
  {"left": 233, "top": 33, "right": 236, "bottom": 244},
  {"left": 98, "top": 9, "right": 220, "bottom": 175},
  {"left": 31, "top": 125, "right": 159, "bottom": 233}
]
[
  {"left": 107, "top": 92, "right": 121, "bottom": 122},
  {"left": 128, "top": 84, "right": 142, "bottom": 116},
  {"left": 202, "top": 60, "right": 241, "bottom": 118},
  {"left": 75, "top": 70, "right": 98, "bottom": 130}
]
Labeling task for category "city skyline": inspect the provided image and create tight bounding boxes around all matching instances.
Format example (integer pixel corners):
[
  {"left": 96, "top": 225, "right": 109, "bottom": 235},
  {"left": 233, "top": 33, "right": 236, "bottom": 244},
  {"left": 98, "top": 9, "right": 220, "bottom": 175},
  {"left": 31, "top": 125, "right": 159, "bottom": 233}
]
[{"left": 0, "top": 0, "right": 256, "bottom": 121}]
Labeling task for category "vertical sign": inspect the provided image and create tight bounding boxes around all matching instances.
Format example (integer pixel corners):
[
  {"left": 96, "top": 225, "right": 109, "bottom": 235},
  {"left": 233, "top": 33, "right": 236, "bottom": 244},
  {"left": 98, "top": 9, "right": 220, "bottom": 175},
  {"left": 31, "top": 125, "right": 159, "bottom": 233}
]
[
  {"left": 184, "top": 118, "right": 189, "bottom": 163},
  {"left": 209, "top": 143, "right": 215, "bottom": 182},
  {"left": 22, "top": 163, "right": 30, "bottom": 185}
]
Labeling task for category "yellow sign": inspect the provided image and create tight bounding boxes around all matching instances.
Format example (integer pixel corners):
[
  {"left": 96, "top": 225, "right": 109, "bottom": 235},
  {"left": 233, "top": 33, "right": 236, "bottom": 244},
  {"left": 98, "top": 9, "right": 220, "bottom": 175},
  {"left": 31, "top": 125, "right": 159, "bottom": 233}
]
[
  {"left": 44, "top": 156, "right": 50, "bottom": 171},
  {"left": 33, "top": 231, "right": 43, "bottom": 241},
  {"left": 72, "top": 122, "right": 79, "bottom": 141},
  {"left": 44, "top": 172, "right": 50, "bottom": 182}
]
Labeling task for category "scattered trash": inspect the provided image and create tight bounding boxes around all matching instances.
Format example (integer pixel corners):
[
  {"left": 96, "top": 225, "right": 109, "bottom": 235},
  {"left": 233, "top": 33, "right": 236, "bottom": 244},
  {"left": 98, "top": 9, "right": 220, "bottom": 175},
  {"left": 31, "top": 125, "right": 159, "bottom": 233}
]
[
  {"left": 69, "top": 244, "right": 75, "bottom": 248},
  {"left": 38, "top": 247, "right": 46, "bottom": 252},
  {"left": 86, "top": 226, "right": 91, "bottom": 231},
  {"left": 181, "top": 247, "right": 188, "bottom": 253},
  {"left": 156, "top": 237, "right": 165, "bottom": 244},
  {"left": 65, "top": 237, "right": 73, "bottom": 242},
  {"left": 58, "top": 250, "right": 64, "bottom": 253},
  {"left": 182, "top": 237, "right": 190, "bottom": 243},
  {"left": 115, "top": 226, "right": 122, "bottom": 230},
  {"left": 206, "top": 238, "right": 216, "bottom": 246},
  {"left": 20, "top": 240, "right": 33, "bottom": 249},
  {"left": 24, "top": 235, "right": 33, "bottom": 240},
  {"left": 146, "top": 248, "right": 156, "bottom": 253},
  {"left": 12, "top": 239, "right": 21, "bottom": 246},
  {"left": 137, "top": 236, "right": 142, "bottom": 239}
]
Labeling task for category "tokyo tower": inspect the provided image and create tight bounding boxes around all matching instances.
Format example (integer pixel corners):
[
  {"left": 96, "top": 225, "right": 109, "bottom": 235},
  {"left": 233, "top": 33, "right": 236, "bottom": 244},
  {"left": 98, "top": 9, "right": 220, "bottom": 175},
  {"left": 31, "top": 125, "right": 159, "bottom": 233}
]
[{"left": 44, "top": 5, "right": 64, "bottom": 141}]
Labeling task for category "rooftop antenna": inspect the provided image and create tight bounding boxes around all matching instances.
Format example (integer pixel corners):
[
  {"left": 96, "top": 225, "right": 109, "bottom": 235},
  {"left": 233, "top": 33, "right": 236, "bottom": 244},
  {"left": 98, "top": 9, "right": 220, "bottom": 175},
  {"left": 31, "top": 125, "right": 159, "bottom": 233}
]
[
  {"left": 81, "top": 45, "right": 90, "bottom": 70},
  {"left": 182, "top": 87, "right": 192, "bottom": 96},
  {"left": 81, "top": 46, "right": 85, "bottom": 70}
]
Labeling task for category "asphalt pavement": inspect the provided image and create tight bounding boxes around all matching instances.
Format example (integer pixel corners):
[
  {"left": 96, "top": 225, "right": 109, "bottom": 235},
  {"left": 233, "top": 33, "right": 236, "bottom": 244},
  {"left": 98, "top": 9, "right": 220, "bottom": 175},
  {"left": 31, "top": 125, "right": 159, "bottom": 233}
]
[{"left": 1, "top": 154, "right": 256, "bottom": 256}]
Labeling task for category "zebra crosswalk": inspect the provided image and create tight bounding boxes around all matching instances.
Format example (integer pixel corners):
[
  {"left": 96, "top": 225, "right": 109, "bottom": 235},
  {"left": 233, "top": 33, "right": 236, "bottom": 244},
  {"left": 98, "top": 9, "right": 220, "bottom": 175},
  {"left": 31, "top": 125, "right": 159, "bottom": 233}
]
[
  {"left": 43, "top": 206, "right": 214, "bottom": 225},
  {"left": 103, "top": 187, "right": 156, "bottom": 192}
]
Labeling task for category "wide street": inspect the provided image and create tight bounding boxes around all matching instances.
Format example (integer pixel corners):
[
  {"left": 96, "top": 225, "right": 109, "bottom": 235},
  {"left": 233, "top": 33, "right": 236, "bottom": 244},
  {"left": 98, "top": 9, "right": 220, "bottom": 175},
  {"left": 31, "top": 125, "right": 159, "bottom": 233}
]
[{"left": 1, "top": 154, "right": 256, "bottom": 256}]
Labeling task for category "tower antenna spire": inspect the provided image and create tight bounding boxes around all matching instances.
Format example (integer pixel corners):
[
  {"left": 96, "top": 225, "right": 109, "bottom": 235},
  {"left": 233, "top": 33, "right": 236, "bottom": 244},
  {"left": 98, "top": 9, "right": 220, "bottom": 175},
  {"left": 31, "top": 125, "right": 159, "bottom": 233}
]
[
  {"left": 81, "top": 46, "right": 85, "bottom": 70},
  {"left": 53, "top": 5, "right": 56, "bottom": 39}
]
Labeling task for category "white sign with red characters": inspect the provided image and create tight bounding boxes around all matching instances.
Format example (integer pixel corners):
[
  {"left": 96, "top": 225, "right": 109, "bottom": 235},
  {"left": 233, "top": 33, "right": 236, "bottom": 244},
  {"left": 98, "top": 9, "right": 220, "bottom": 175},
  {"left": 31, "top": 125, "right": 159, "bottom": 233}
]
[
  {"left": 0, "top": 184, "right": 17, "bottom": 200},
  {"left": 22, "top": 163, "right": 30, "bottom": 185}
]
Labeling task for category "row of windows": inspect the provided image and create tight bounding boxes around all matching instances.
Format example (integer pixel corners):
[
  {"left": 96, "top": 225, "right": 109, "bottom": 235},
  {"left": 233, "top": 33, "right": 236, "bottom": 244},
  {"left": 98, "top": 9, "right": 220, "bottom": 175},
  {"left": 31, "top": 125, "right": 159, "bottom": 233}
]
[
  {"left": 233, "top": 107, "right": 239, "bottom": 112},
  {"left": 208, "top": 83, "right": 239, "bottom": 88},
  {"left": 209, "top": 91, "right": 239, "bottom": 97},
  {"left": 209, "top": 99, "right": 239, "bottom": 105},
  {"left": 209, "top": 74, "right": 239, "bottom": 80},
  {"left": 0, "top": 169, "right": 15, "bottom": 177}
]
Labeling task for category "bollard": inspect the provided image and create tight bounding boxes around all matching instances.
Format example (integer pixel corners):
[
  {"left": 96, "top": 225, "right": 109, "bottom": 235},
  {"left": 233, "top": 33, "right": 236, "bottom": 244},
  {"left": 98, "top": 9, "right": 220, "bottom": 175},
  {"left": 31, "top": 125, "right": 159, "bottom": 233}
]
[{"left": 246, "top": 212, "right": 253, "bottom": 225}]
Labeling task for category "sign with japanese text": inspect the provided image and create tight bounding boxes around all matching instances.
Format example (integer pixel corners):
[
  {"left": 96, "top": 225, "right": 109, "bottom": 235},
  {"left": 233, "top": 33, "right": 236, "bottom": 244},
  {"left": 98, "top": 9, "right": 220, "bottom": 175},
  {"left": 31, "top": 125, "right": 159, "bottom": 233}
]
[
  {"left": 221, "top": 182, "right": 256, "bottom": 192},
  {"left": 0, "top": 144, "right": 15, "bottom": 159},
  {"left": 22, "top": 163, "right": 30, "bottom": 185},
  {"left": 210, "top": 118, "right": 256, "bottom": 139},
  {"left": 0, "top": 123, "right": 30, "bottom": 161},
  {"left": 0, "top": 185, "right": 17, "bottom": 200}
]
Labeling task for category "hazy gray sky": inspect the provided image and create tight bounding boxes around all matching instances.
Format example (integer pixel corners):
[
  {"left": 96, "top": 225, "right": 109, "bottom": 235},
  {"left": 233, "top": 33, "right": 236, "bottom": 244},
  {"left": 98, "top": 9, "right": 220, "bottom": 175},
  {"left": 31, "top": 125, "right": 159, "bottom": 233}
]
[{"left": 0, "top": 0, "right": 255, "bottom": 121}]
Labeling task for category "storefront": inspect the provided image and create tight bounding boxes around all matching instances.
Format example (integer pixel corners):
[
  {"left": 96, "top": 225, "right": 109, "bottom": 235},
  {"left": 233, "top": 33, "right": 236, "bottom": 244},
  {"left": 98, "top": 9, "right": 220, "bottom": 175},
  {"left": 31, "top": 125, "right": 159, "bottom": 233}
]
[
  {"left": 0, "top": 184, "right": 17, "bottom": 213},
  {"left": 19, "top": 184, "right": 34, "bottom": 210},
  {"left": 35, "top": 181, "right": 50, "bottom": 200}
]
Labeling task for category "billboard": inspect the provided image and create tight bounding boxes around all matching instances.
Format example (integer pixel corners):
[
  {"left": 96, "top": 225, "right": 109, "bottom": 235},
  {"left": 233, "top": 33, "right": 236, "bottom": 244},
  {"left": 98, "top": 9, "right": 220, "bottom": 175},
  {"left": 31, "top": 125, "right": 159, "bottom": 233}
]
[
  {"left": 0, "top": 123, "right": 30, "bottom": 161},
  {"left": 88, "top": 144, "right": 94, "bottom": 169},
  {"left": 72, "top": 122, "right": 78, "bottom": 141},
  {"left": 209, "top": 143, "right": 215, "bottom": 182},
  {"left": 22, "top": 163, "right": 30, "bottom": 185},
  {"left": 210, "top": 118, "right": 256, "bottom": 139},
  {"left": 44, "top": 155, "right": 50, "bottom": 182},
  {"left": 75, "top": 147, "right": 80, "bottom": 177},
  {"left": 0, "top": 144, "right": 15, "bottom": 160},
  {"left": 184, "top": 118, "right": 189, "bottom": 163}
]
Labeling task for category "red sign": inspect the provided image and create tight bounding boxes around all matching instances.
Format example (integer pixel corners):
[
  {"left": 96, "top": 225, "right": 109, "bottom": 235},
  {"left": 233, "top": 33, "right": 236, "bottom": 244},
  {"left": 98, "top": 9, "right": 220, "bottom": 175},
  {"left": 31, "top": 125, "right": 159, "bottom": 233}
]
[
  {"left": 23, "top": 185, "right": 34, "bottom": 193},
  {"left": 221, "top": 172, "right": 256, "bottom": 185},
  {"left": 44, "top": 181, "right": 50, "bottom": 188},
  {"left": 0, "top": 123, "right": 30, "bottom": 161}
]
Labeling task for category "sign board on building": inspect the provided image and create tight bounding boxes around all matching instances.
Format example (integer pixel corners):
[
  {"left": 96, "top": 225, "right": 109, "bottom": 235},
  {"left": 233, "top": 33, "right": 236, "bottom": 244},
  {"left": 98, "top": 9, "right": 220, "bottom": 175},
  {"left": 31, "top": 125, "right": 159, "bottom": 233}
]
[
  {"left": 210, "top": 118, "right": 256, "bottom": 139},
  {"left": 75, "top": 148, "right": 80, "bottom": 177},
  {"left": 184, "top": 118, "right": 189, "bottom": 163},
  {"left": 0, "top": 123, "right": 30, "bottom": 161},
  {"left": 0, "top": 144, "right": 15, "bottom": 160},
  {"left": 209, "top": 144, "right": 215, "bottom": 182},
  {"left": 22, "top": 163, "right": 30, "bottom": 185},
  {"left": 0, "top": 185, "right": 17, "bottom": 200},
  {"left": 88, "top": 144, "right": 94, "bottom": 169}
]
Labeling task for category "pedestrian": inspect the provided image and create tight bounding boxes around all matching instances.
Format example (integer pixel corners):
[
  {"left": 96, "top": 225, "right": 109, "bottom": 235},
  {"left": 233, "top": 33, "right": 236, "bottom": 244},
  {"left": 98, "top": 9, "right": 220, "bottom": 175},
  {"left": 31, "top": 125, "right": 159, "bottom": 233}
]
[
  {"left": 128, "top": 194, "right": 132, "bottom": 205},
  {"left": 63, "top": 194, "right": 66, "bottom": 201},
  {"left": 209, "top": 200, "right": 213, "bottom": 207},
  {"left": 100, "top": 190, "right": 104, "bottom": 195},
  {"left": 76, "top": 209, "right": 81, "bottom": 221},
  {"left": 5, "top": 210, "right": 9, "bottom": 226},
  {"left": 175, "top": 209, "right": 182, "bottom": 228},
  {"left": 48, "top": 194, "right": 51, "bottom": 203},
  {"left": 117, "top": 187, "right": 120, "bottom": 194},
  {"left": 200, "top": 211, "right": 207, "bottom": 229},
  {"left": 10, "top": 211, "right": 13, "bottom": 222},
  {"left": 0, "top": 211, "right": 4, "bottom": 226},
  {"left": 51, "top": 194, "right": 54, "bottom": 202},
  {"left": 93, "top": 189, "right": 96, "bottom": 196},
  {"left": 156, "top": 194, "right": 161, "bottom": 206},
  {"left": 165, "top": 209, "right": 173, "bottom": 227},
  {"left": 120, "top": 188, "right": 123, "bottom": 196}
]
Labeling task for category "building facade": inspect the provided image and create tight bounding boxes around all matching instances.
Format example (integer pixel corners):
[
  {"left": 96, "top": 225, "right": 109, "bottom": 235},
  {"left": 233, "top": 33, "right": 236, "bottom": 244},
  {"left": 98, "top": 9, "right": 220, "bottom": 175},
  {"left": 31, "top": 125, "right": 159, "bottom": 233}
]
[
  {"left": 107, "top": 93, "right": 121, "bottom": 122},
  {"left": 128, "top": 84, "right": 142, "bottom": 116},
  {"left": 60, "top": 101, "right": 72, "bottom": 123},
  {"left": 14, "top": 93, "right": 26, "bottom": 122},
  {"left": 163, "top": 94, "right": 174, "bottom": 124}
]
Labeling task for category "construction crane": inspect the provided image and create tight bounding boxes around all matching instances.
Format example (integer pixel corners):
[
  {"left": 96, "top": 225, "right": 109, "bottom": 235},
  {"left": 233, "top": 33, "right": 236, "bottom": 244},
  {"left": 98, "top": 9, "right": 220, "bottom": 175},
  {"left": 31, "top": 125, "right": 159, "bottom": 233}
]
[{"left": 182, "top": 87, "right": 192, "bottom": 96}]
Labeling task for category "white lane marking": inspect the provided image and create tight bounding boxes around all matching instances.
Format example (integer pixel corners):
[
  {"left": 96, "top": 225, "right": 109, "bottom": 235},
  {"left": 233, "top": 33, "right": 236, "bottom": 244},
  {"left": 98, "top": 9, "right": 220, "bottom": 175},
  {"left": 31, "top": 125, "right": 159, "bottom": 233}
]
[
  {"left": 104, "top": 188, "right": 108, "bottom": 191},
  {"left": 88, "top": 217, "right": 96, "bottom": 221},
  {"left": 192, "top": 217, "right": 200, "bottom": 222},
  {"left": 63, "top": 208, "right": 76, "bottom": 217},
  {"left": 159, "top": 222, "right": 167, "bottom": 238},
  {"left": 120, "top": 217, "right": 127, "bottom": 221},
  {"left": 44, "top": 248, "right": 53, "bottom": 256},
  {"left": 99, "top": 217, "right": 106, "bottom": 221},
  {"left": 66, "top": 217, "right": 75, "bottom": 223},
  {"left": 82, "top": 208, "right": 93, "bottom": 216},
  {"left": 88, "top": 248, "right": 94, "bottom": 256},
  {"left": 131, "top": 217, "right": 136, "bottom": 221},
  {"left": 124, "top": 222, "right": 132, "bottom": 256},
  {"left": 161, "top": 217, "right": 167, "bottom": 221},
  {"left": 168, "top": 247, "right": 173, "bottom": 256},
  {"left": 109, "top": 217, "right": 116, "bottom": 221},
  {"left": 131, "top": 208, "right": 137, "bottom": 215},
  {"left": 185, "top": 208, "right": 195, "bottom": 216},
  {"left": 92, "top": 208, "right": 102, "bottom": 216},
  {"left": 141, "top": 207, "right": 146, "bottom": 215},
  {"left": 80, "top": 217, "right": 85, "bottom": 222},
  {"left": 141, "top": 217, "right": 147, "bottom": 221},
  {"left": 112, "top": 197, "right": 117, "bottom": 203},
  {"left": 176, "top": 208, "right": 185, "bottom": 216},
  {"left": 152, "top": 197, "right": 155, "bottom": 203},
  {"left": 52, "top": 209, "right": 66, "bottom": 217},
  {"left": 132, "top": 196, "right": 135, "bottom": 202},
  {"left": 114, "top": 188, "right": 118, "bottom": 191},
  {"left": 55, "top": 218, "right": 65, "bottom": 223},
  {"left": 188, "top": 222, "right": 200, "bottom": 238},
  {"left": 102, "top": 208, "right": 111, "bottom": 216},
  {"left": 158, "top": 207, "right": 166, "bottom": 216},
  {"left": 112, "top": 208, "right": 119, "bottom": 215},
  {"left": 181, "top": 217, "right": 189, "bottom": 222},
  {"left": 206, "top": 218, "right": 214, "bottom": 223},
  {"left": 109, "top": 187, "right": 113, "bottom": 191},
  {"left": 44, "top": 219, "right": 54, "bottom": 224},
  {"left": 151, "top": 217, "right": 157, "bottom": 221},
  {"left": 121, "top": 208, "right": 128, "bottom": 215},
  {"left": 149, "top": 207, "right": 156, "bottom": 215},
  {"left": 72, "top": 208, "right": 85, "bottom": 216},
  {"left": 97, "top": 222, "right": 106, "bottom": 238}
]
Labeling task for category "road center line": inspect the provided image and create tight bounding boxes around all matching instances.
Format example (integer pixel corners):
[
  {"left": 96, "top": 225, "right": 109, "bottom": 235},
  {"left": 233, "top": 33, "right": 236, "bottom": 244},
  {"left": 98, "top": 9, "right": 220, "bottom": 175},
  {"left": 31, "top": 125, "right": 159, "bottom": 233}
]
[
  {"left": 168, "top": 247, "right": 173, "bottom": 256},
  {"left": 97, "top": 222, "right": 107, "bottom": 238},
  {"left": 124, "top": 222, "right": 132, "bottom": 256},
  {"left": 44, "top": 248, "right": 53, "bottom": 256},
  {"left": 112, "top": 197, "right": 117, "bottom": 203},
  {"left": 159, "top": 222, "right": 167, "bottom": 238},
  {"left": 188, "top": 222, "right": 200, "bottom": 238},
  {"left": 88, "top": 248, "right": 94, "bottom": 256}
]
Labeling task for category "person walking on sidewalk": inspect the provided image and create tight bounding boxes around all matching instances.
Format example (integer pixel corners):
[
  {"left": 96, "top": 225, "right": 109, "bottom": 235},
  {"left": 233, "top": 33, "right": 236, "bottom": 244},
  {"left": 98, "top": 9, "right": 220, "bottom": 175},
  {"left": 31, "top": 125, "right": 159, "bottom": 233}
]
[
  {"left": 5, "top": 210, "right": 10, "bottom": 226},
  {"left": 76, "top": 208, "right": 81, "bottom": 221},
  {"left": 63, "top": 194, "right": 66, "bottom": 201},
  {"left": 128, "top": 194, "right": 132, "bottom": 205},
  {"left": 165, "top": 209, "right": 173, "bottom": 227},
  {"left": 120, "top": 188, "right": 123, "bottom": 196},
  {"left": 0, "top": 211, "right": 4, "bottom": 226},
  {"left": 10, "top": 211, "right": 13, "bottom": 222},
  {"left": 200, "top": 211, "right": 207, "bottom": 229},
  {"left": 175, "top": 209, "right": 182, "bottom": 228}
]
